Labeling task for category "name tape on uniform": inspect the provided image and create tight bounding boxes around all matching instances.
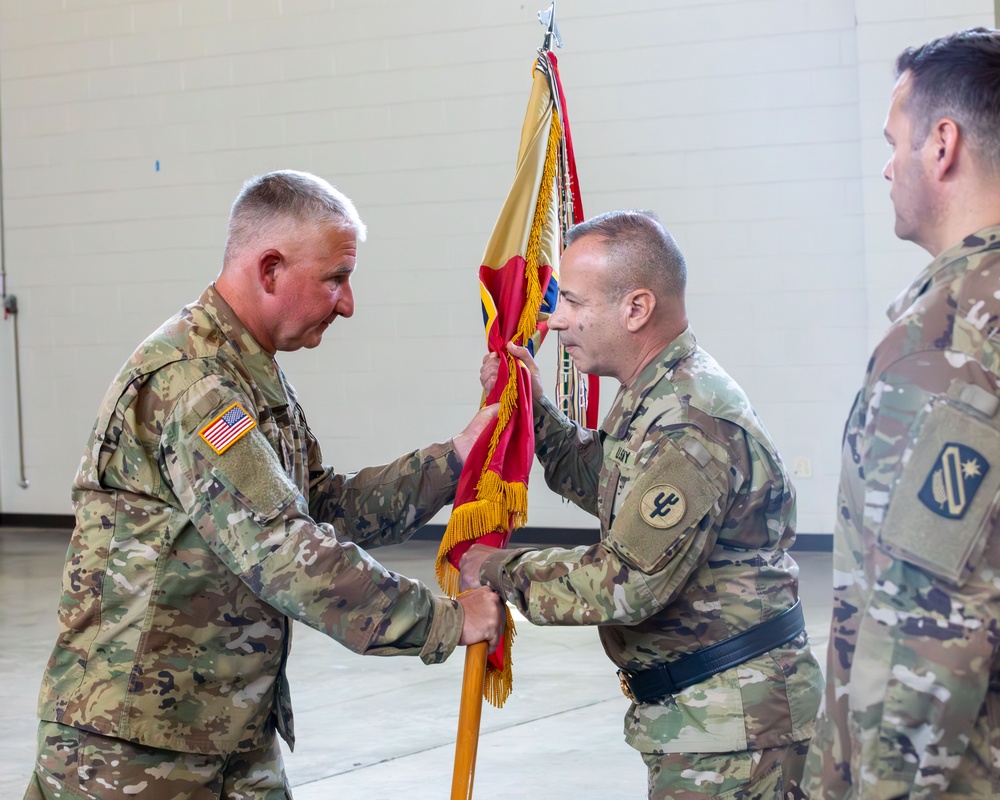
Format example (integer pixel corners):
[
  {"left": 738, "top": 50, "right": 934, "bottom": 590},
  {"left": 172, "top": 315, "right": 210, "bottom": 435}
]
[{"left": 611, "top": 445, "right": 637, "bottom": 468}]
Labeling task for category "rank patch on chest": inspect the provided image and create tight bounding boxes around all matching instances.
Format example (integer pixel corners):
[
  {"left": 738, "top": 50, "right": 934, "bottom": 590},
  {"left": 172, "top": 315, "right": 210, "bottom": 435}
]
[
  {"left": 639, "top": 484, "right": 686, "bottom": 529},
  {"left": 917, "top": 442, "right": 989, "bottom": 519},
  {"left": 199, "top": 401, "right": 257, "bottom": 455}
]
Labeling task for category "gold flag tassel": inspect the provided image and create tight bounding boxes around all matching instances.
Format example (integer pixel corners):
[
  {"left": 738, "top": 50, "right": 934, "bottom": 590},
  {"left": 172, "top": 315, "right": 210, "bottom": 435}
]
[{"left": 484, "top": 606, "right": 517, "bottom": 706}]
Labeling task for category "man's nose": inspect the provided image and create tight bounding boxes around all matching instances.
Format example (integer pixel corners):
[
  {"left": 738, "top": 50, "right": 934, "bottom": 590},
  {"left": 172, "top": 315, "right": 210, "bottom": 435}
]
[
  {"left": 338, "top": 283, "right": 355, "bottom": 318},
  {"left": 548, "top": 304, "right": 567, "bottom": 330}
]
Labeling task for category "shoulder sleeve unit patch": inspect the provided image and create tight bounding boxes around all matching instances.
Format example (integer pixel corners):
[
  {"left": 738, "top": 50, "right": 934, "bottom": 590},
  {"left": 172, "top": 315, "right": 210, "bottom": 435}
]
[
  {"left": 917, "top": 442, "right": 989, "bottom": 519},
  {"left": 639, "top": 485, "right": 686, "bottom": 529},
  {"left": 610, "top": 439, "right": 722, "bottom": 573},
  {"left": 881, "top": 398, "right": 1000, "bottom": 585},
  {"left": 199, "top": 401, "right": 257, "bottom": 455}
]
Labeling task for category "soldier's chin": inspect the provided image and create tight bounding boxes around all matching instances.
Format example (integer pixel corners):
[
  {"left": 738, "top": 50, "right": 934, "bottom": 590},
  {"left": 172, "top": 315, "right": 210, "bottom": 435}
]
[
  {"left": 564, "top": 347, "right": 587, "bottom": 369},
  {"left": 892, "top": 214, "right": 917, "bottom": 244},
  {"left": 292, "top": 331, "right": 326, "bottom": 351},
  {"left": 307, "top": 323, "right": 332, "bottom": 347}
]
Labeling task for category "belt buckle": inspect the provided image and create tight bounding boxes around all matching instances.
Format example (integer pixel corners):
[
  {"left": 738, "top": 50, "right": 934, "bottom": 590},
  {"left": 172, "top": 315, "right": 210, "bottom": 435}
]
[{"left": 617, "top": 670, "right": 635, "bottom": 701}]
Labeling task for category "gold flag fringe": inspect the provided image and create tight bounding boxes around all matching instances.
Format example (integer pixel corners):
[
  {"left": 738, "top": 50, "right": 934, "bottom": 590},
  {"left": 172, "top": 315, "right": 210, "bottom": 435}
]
[
  {"left": 484, "top": 606, "right": 517, "bottom": 706},
  {"left": 435, "top": 105, "right": 563, "bottom": 708}
]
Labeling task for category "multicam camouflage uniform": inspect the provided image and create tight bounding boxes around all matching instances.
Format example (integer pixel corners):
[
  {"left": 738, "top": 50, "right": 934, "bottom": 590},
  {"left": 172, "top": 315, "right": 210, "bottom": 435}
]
[
  {"left": 26, "top": 285, "right": 464, "bottom": 798},
  {"left": 477, "top": 328, "right": 822, "bottom": 799},
  {"left": 802, "top": 228, "right": 1000, "bottom": 799}
]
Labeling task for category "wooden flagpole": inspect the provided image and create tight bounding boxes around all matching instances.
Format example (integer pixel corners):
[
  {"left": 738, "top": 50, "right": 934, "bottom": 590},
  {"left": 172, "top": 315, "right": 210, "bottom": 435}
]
[{"left": 450, "top": 641, "right": 489, "bottom": 800}]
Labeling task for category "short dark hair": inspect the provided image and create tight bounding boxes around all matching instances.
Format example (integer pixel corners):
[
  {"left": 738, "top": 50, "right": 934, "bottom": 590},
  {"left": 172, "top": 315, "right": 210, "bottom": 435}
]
[
  {"left": 896, "top": 27, "right": 1000, "bottom": 173},
  {"left": 565, "top": 210, "right": 686, "bottom": 299},
  {"left": 224, "top": 170, "right": 366, "bottom": 263}
]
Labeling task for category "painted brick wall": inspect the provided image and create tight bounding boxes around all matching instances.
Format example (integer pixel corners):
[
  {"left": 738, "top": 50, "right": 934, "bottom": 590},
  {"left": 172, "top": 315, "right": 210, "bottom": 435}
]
[{"left": 0, "top": 0, "right": 993, "bottom": 536}]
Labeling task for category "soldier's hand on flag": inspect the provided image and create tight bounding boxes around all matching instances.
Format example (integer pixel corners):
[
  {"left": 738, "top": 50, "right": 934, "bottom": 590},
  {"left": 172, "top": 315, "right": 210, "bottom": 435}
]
[
  {"left": 480, "top": 341, "right": 544, "bottom": 398},
  {"left": 457, "top": 585, "right": 506, "bottom": 653},
  {"left": 458, "top": 543, "right": 501, "bottom": 593},
  {"left": 452, "top": 403, "right": 500, "bottom": 463}
]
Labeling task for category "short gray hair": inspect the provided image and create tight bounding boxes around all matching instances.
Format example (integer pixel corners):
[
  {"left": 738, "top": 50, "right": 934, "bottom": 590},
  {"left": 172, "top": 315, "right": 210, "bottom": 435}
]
[
  {"left": 224, "top": 170, "right": 367, "bottom": 263},
  {"left": 566, "top": 210, "right": 686, "bottom": 299}
]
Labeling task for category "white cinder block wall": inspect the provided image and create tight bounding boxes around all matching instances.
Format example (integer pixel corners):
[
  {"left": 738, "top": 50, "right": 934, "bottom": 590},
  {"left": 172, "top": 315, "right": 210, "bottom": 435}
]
[{"left": 0, "top": 0, "right": 994, "bottom": 536}]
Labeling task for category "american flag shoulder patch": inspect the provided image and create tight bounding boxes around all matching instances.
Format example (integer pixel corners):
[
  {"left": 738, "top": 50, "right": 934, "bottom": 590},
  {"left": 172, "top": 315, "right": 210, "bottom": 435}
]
[{"left": 199, "top": 401, "right": 257, "bottom": 455}]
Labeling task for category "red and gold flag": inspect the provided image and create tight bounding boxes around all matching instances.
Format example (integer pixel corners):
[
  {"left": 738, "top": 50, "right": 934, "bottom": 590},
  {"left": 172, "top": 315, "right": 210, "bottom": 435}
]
[{"left": 435, "top": 50, "right": 587, "bottom": 706}]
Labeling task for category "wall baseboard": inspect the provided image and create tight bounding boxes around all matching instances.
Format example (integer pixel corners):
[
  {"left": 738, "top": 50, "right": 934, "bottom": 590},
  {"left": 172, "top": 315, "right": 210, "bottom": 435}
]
[
  {"left": 0, "top": 513, "right": 74, "bottom": 530},
  {"left": 412, "top": 525, "right": 833, "bottom": 552},
  {"left": 410, "top": 524, "right": 601, "bottom": 548},
  {"left": 0, "top": 513, "right": 833, "bottom": 552},
  {"left": 787, "top": 533, "right": 833, "bottom": 551}
]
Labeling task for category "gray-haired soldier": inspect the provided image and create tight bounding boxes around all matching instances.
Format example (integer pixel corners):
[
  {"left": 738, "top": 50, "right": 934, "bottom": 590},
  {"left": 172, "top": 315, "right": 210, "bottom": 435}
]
[
  {"left": 24, "top": 170, "right": 504, "bottom": 799},
  {"left": 802, "top": 28, "right": 1000, "bottom": 799},
  {"left": 462, "top": 210, "right": 823, "bottom": 799}
]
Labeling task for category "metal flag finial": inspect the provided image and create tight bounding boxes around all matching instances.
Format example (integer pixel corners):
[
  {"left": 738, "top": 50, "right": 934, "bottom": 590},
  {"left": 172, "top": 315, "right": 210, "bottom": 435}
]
[{"left": 538, "top": 3, "right": 562, "bottom": 52}]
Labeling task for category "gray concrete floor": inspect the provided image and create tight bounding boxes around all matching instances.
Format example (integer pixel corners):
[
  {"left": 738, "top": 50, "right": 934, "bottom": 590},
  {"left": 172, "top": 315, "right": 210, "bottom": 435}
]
[{"left": 1, "top": 528, "right": 832, "bottom": 799}]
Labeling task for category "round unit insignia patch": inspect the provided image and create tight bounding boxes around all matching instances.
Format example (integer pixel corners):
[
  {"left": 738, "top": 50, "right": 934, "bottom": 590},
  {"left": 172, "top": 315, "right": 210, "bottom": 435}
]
[{"left": 640, "top": 484, "right": 686, "bottom": 529}]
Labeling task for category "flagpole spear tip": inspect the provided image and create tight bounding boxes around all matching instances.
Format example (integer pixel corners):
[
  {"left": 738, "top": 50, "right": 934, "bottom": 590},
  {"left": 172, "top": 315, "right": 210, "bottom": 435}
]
[{"left": 537, "top": 2, "right": 563, "bottom": 52}]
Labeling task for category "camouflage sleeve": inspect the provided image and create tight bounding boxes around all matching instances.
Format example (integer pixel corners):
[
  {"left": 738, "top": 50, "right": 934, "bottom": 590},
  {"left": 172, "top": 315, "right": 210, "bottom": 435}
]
[
  {"left": 847, "top": 353, "right": 1000, "bottom": 797},
  {"left": 162, "top": 376, "right": 463, "bottom": 664},
  {"left": 305, "top": 435, "right": 462, "bottom": 550},
  {"left": 480, "top": 433, "right": 724, "bottom": 625},
  {"left": 533, "top": 395, "right": 603, "bottom": 515}
]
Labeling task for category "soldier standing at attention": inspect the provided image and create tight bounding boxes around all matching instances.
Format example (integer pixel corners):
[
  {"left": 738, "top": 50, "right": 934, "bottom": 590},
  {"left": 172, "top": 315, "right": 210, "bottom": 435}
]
[
  {"left": 460, "top": 210, "right": 823, "bottom": 799},
  {"left": 802, "top": 28, "right": 1000, "bottom": 799},
  {"left": 24, "top": 170, "right": 505, "bottom": 799}
]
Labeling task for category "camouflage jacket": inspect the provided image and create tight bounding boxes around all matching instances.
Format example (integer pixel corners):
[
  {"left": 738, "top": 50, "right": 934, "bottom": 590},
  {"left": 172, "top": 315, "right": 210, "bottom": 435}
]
[
  {"left": 803, "top": 228, "right": 1000, "bottom": 799},
  {"left": 479, "top": 328, "right": 822, "bottom": 754},
  {"left": 38, "top": 285, "right": 464, "bottom": 755}
]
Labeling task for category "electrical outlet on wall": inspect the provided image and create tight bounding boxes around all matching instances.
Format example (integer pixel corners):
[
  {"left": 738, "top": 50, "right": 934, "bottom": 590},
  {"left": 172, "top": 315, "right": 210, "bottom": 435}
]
[{"left": 792, "top": 457, "right": 813, "bottom": 479}]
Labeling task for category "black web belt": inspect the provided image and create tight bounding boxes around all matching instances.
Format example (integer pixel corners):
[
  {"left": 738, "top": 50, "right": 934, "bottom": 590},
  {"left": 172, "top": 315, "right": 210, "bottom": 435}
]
[{"left": 617, "top": 599, "right": 805, "bottom": 704}]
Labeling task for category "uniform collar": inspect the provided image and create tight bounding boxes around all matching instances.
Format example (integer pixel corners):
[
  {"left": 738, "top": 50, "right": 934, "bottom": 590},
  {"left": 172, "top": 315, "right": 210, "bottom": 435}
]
[
  {"left": 200, "top": 284, "right": 288, "bottom": 408},
  {"left": 887, "top": 225, "right": 1000, "bottom": 323},
  {"left": 600, "top": 326, "right": 697, "bottom": 440}
]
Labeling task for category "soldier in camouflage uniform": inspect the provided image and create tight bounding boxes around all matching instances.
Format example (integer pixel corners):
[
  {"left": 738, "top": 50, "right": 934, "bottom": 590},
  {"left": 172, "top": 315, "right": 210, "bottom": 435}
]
[
  {"left": 24, "top": 170, "right": 505, "bottom": 799},
  {"left": 461, "top": 211, "right": 823, "bottom": 799},
  {"left": 802, "top": 28, "right": 1000, "bottom": 800}
]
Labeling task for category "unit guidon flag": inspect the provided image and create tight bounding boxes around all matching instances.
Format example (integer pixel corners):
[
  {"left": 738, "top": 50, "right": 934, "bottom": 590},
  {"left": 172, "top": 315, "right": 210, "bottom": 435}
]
[{"left": 435, "top": 50, "right": 586, "bottom": 706}]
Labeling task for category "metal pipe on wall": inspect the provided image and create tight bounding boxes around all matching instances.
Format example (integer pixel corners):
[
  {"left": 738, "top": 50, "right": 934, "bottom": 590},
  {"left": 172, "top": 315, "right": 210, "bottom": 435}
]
[{"left": 0, "top": 63, "right": 30, "bottom": 490}]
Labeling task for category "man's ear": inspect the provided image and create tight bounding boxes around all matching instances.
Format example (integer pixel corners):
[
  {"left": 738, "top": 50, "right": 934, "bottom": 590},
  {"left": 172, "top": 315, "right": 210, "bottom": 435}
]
[
  {"left": 929, "top": 117, "right": 960, "bottom": 179},
  {"left": 257, "top": 249, "right": 283, "bottom": 294},
  {"left": 624, "top": 288, "right": 656, "bottom": 332}
]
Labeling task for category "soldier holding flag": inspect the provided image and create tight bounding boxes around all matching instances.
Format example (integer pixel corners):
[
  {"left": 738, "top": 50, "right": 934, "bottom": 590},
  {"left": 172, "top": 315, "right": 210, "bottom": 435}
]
[
  {"left": 462, "top": 210, "right": 822, "bottom": 799},
  {"left": 24, "top": 170, "right": 505, "bottom": 800}
]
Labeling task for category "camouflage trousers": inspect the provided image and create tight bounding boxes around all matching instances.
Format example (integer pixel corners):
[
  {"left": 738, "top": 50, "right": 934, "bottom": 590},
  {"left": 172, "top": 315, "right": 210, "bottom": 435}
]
[
  {"left": 642, "top": 740, "right": 810, "bottom": 800},
  {"left": 24, "top": 721, "right": 291, "bottom": 800}
]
